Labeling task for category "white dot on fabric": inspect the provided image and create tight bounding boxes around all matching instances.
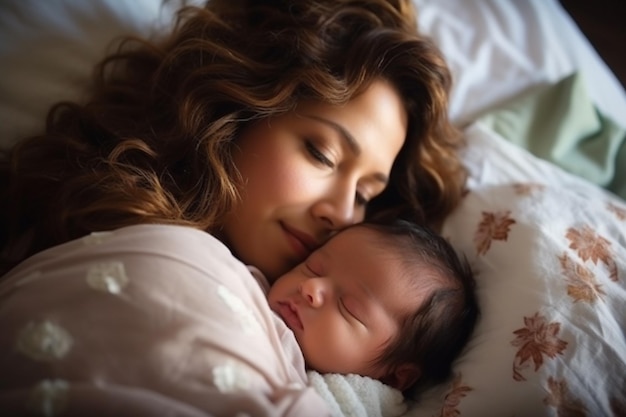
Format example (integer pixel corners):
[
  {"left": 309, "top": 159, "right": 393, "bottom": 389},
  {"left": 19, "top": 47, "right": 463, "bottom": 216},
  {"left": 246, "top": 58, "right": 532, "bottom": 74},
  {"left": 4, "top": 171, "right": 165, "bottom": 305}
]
[
  {"left": 28, "top": 379, "right": 69, "bottom": 417},
  {"left": 213, "top": 361, "right": 251, "bottom": 392},
  {"left": 217, "top": 285, "right": 261, "bottom": 335},
  {"left": 15, "top": 321, "right": 73, "bottom": 362},
  {"left": 86, "top": 261, "right": 129, "bottom": 294},
  {"left": 82, "top": 231, "right": 113, "bottom": 246}
]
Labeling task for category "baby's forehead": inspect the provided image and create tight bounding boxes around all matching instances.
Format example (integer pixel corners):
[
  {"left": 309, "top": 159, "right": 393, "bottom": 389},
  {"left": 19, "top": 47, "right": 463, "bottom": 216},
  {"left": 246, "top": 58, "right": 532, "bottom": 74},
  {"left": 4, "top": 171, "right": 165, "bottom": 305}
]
[
  {"left": 318, "top": 226, "right": 376, "bottom": 255},
  {"left": 333, "top": 224, "right": 386, "bottom": 243}
]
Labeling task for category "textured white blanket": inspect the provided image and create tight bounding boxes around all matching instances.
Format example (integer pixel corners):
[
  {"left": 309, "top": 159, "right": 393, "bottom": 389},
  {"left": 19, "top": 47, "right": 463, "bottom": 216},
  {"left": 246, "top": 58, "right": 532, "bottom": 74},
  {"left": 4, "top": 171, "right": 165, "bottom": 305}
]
[{"left": 308, "top": 371, "right": 408, "bottom": 417}]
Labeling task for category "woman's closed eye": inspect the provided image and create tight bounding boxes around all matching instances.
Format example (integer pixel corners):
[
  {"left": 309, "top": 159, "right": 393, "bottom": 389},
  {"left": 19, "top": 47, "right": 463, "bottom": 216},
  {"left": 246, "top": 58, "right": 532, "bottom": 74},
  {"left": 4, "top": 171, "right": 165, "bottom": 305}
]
[
  {"left": 355, "top": 192, "right": 368, "bottom": 207},
  {"left": 305, "top": 138, "right": 372, "bottom": 208},
  {"left": 305, "top": 140, "right": 334, "bottom": 168}
]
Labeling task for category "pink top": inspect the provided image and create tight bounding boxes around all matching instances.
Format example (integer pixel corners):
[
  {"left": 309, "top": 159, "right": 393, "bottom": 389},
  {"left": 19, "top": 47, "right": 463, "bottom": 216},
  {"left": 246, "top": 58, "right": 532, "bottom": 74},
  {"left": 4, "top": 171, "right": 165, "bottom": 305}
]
[{"left": 0, "top": 224, "right": 330, "bottom": 416}]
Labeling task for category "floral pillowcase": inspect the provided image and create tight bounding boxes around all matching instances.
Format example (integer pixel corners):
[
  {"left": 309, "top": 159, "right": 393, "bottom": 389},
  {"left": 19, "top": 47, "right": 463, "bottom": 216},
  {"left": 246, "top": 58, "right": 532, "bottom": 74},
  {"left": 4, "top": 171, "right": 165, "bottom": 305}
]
[{"left": 408, "top": 123, "right": 626, "bottom": 417}]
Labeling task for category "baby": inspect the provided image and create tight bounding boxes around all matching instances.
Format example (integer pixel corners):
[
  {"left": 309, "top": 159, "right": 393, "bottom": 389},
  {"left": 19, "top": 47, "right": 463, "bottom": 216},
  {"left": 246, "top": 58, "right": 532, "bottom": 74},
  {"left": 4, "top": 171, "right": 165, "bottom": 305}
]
[
  {"left": 268, "top": 220, "right": 479, "bottom": 393},
  {"left": 0, "top": 221, "right": 478, "bottom": 416}
]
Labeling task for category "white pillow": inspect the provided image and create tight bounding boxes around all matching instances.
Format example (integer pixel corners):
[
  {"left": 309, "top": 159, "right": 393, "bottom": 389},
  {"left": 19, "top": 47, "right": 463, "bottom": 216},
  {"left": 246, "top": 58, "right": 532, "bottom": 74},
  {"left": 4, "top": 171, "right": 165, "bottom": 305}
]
[{"left": 408, "top": 123, "right": 626, "bottom": 417}]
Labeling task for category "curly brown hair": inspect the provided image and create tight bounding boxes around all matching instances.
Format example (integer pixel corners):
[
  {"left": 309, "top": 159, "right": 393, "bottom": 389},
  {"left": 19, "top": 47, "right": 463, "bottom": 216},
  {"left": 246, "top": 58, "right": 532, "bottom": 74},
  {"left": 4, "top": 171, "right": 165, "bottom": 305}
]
[{"left": 0, "top": 0, "right": 465, "bottom": 274}]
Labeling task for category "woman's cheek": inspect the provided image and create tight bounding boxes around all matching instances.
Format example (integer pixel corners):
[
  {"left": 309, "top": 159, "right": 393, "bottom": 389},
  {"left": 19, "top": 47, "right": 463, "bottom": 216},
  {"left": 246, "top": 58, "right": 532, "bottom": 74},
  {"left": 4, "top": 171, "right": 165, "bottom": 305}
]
[{"left": 267, "top": 157, "right": 325, "bottom": 198}]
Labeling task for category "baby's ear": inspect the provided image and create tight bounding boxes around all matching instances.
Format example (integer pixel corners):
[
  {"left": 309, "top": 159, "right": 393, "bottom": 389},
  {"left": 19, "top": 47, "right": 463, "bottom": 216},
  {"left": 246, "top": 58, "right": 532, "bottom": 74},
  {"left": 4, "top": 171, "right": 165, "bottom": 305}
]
[{"left": 384, "top": 363, "right": 421, "bottom": 391}]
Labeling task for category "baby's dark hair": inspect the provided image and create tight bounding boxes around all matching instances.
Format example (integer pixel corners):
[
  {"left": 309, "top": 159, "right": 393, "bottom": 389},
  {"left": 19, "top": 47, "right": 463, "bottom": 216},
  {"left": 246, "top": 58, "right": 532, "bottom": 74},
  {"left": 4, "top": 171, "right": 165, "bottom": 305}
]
[{"left": 359, "top": 220, "right": 479, "bottom": 395}]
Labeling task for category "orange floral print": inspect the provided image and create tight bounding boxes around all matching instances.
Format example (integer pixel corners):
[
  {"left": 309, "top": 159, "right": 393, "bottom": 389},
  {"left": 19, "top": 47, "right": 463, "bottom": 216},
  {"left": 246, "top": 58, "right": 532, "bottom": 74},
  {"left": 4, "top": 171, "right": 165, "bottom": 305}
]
[
  {"left": 566, "top": 226, "right": 618, "bottom": 282},
  {"left": 558, "top": 253, "right": 605, "bottom": 304},
  {"left": 606, "top": 201, "right": 626, "bottom": 221},
  {"left": 512, "top": 182, "right": 545, "bottom": 196},
  {"left": 511, "top": 313, "right": 568, "bottom": 381},
  {"left": 543, "top": 377, "right": 588, "bottom": 417},
  {"left": 474, "top": 210, "right": 516, "bottom": 256},
  {"left": 438, "top": 373, "right": 472, "bottom": 417}
]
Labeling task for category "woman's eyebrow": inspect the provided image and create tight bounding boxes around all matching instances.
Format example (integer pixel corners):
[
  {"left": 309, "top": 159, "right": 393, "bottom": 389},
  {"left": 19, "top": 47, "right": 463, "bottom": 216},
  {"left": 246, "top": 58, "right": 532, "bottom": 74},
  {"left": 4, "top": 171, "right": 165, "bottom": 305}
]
[
  {"left": 301, "top": 114, "right": 388, "bottom": 184},
  {"left": 301, "top": 114, "right": 360, "bottom": 155}
]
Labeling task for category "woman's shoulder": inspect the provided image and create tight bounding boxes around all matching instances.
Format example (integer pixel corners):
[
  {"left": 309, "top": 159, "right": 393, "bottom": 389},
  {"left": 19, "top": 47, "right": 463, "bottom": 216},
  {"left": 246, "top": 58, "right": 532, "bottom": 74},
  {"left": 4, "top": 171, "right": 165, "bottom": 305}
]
[
  {"left": 89, "top": 224, "right": 228, "bottom": 253},
  {"left": 1, "top": 224, "right": 238, "bottom": 285}
]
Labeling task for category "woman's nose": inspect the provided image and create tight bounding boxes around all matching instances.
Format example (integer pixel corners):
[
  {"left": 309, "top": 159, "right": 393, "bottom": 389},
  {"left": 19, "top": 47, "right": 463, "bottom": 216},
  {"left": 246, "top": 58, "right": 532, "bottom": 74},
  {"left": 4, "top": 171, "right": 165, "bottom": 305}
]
[
  {"left": 311, "top": 185, "right": 360, "bottom": 230},
  {"left": 299, "top": 278, "right": 328, "bottom": 308}
]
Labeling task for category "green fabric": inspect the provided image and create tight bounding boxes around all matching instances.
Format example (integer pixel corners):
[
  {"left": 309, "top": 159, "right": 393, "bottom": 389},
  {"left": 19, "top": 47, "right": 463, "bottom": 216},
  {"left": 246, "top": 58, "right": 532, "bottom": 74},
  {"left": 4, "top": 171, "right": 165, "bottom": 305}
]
[{"left": 478, "top": 72, "right": 626, "bottom": 200}]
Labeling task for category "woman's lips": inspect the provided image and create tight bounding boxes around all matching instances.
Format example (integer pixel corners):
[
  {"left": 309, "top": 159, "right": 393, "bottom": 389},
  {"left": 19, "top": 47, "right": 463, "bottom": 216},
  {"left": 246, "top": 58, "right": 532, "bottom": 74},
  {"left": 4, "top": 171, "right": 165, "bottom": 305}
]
[{"left": 277, "top": 301, "right": 303, "bottom": 331}]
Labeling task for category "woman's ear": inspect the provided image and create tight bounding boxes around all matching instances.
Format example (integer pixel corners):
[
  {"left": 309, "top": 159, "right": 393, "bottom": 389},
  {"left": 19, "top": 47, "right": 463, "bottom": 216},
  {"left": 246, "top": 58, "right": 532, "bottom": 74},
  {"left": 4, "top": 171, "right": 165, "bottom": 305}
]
[{"left": 384, "top": 363, "right": 421, "bottom": 391}]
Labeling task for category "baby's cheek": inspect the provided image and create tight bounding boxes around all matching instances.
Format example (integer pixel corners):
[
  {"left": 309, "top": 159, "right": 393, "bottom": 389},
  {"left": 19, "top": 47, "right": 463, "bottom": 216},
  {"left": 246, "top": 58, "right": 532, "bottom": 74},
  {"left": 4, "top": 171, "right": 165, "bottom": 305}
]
[{"left": 303, "top": 323, "right": 360, "bottom": 374}]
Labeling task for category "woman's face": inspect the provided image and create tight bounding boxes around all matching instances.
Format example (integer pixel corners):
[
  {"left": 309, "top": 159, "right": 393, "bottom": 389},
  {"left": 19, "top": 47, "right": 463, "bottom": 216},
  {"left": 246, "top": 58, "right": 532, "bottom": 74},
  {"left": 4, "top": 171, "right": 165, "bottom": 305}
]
[{"left": 221, "top": 79, "right": 408, "bottom": 280}]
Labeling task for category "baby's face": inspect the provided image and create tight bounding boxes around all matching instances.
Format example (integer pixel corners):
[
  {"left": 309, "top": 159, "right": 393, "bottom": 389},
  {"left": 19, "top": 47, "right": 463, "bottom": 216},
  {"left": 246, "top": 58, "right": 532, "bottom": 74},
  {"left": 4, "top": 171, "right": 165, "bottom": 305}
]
[{"left": 268, "top": 226, "right": 425, "bottom": 379}]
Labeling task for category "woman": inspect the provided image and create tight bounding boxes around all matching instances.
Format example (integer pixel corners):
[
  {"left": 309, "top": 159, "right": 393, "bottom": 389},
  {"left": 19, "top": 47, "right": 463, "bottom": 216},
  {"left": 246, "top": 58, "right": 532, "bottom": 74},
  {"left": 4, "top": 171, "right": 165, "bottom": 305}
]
[{"left": 0, "top": 0, "right": 465, "bottom": 279}]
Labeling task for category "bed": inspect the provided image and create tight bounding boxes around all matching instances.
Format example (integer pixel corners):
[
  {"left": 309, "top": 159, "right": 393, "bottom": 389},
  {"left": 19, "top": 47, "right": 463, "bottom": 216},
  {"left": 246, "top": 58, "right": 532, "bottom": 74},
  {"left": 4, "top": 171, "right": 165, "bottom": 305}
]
[{"left": 1, "top": 1, "right": 625, "bottom": 416}]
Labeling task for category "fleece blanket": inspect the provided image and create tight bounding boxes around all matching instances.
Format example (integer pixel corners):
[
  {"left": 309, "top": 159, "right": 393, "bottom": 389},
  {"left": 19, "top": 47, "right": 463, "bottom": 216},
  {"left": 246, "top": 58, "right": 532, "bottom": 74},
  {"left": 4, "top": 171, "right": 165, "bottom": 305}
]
[{"left": 308, "top": 371, "right": 408, "bottom": 417}]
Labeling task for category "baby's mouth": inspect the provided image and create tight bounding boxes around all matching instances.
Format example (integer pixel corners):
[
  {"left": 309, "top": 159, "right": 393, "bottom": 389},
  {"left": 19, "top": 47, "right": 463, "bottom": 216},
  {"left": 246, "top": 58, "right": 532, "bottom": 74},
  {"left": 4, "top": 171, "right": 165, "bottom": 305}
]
[{"left": 278, "top": 301, "right": 303, "bottom": 331}]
